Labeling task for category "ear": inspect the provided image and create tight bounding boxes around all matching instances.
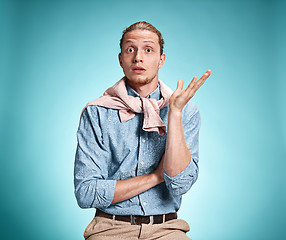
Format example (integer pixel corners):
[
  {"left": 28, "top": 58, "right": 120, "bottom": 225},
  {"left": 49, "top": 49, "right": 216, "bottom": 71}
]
[
  {"left": 158, "top": 53, "right": 166, "bottom": 69},
  {"left": 118, "top": 53, "right": 123, "bottom": 68}
]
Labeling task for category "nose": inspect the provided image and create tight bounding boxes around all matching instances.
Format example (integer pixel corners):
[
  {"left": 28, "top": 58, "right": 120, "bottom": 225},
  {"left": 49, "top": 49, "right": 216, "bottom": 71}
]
[{"left": 134, "top": 50, "right": 143, "bottom": 63}]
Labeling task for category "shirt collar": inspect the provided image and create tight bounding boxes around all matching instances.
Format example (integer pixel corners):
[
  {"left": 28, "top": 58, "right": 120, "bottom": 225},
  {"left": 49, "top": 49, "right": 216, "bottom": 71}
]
[{"left": 126, "top": 82, "right": 162, "bottom": 101}]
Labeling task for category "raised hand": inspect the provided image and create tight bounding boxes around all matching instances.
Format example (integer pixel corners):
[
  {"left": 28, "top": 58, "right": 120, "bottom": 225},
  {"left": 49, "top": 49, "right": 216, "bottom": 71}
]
[{"left": 169, "top": 69, "right": 211, "bottom": 112}]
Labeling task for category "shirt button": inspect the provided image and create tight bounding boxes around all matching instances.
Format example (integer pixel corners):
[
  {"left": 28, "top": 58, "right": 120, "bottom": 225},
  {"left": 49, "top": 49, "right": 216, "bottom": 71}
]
[
  {"left": 142, "top": 139, "right": 146, "bottom": 143},
  {"left": 140, "top": 161, "right": 144, "bottom": 165},
  {"left": 143, "top": 202, "right": 147, "bottom": 206}
]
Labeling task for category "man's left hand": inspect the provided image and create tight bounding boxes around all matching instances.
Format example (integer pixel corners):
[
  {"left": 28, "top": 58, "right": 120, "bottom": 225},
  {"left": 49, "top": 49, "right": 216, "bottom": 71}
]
[{"left": 169, "top": 69, "right": 211, "bottom": 112}]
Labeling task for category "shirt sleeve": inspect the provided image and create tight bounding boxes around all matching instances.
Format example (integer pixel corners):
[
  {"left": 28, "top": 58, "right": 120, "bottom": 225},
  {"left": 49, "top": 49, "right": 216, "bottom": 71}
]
[
  {"left": 163, "top": 102, "right": 201, "bottom": 196},
  {"left": 74, "top": 106, "right": 116, "bottom": 209}
]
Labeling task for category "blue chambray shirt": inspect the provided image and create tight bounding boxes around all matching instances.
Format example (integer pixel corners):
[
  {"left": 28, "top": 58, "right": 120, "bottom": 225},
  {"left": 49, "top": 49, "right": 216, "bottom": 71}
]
[{"left": 74, "top": 81, "right": 201, "bottom": 216}]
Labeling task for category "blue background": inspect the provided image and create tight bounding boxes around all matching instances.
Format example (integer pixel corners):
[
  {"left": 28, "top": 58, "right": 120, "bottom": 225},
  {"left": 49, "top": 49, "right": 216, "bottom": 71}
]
[{"left": 0, "top": 0, "right": 285, "bottom": 239}]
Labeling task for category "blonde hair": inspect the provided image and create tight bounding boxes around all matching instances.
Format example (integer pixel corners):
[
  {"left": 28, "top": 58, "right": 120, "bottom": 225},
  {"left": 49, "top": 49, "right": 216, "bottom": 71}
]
[{"left": 120, "top": 21, "right": 164, "bottom": 55}]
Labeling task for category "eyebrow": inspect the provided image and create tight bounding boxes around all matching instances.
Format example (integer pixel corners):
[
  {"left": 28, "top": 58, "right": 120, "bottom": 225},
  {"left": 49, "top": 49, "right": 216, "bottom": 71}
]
[
  {"left": 143, "top": 40, "right": 155, "bottom": 44},
  {"left": 124, "top": 40, "right": 156, "bottom": 44}
]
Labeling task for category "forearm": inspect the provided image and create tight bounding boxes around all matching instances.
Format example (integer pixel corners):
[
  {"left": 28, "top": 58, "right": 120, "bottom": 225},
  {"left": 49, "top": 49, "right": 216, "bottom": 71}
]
[
  {"left": 163, "top": 70, "right": 210, "bottom": 178},
  {"left": 111, "top": 173, "right": 162, "bottom": 204},
  {"left": 163, "top": 109, "right": 192, "bottom": 177}
]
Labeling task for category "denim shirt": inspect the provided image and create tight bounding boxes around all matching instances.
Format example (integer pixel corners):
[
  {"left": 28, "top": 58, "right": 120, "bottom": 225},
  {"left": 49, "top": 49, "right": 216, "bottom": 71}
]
[{"left": 74, "top": 82, "right": 201, "bottom": 216}]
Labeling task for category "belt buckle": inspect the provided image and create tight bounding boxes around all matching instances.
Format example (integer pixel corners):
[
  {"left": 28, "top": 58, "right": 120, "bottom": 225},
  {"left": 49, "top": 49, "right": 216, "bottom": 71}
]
[
  {"left": 130, "top": 215, "right": 154, "bottom": 225},
  {"left": 148, "top": 215, "right": 154, "bottom": 225}
]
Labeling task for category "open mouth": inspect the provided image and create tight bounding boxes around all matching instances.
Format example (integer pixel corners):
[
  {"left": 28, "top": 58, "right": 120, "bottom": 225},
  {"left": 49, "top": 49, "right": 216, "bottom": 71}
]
[
  {"left": 133, "top": 67, "right": 145, "bottom": 71},
  {"left": 132, "top": 66, "right": 146, "bottom": 73}
]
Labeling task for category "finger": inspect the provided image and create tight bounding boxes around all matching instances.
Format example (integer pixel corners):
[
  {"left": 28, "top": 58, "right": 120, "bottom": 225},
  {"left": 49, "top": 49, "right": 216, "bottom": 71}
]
[
  {"left": 193, "top": 70, "right": 211, "bottom": 91},
  {"left": 185, "top": 76, "right": 197, "bottom": 93},
  {"left": 185, "top": 70, "right": 210, "bottom": 99},
  {"left": 176, "top": 80, "right": 184, "bottom": 91},
  {"left": 198, "top": 70, "right": 211, "bottom": 83},
  {"left": 186, "top": 69, "right": 211, "bottom": 94},
  {"left": 206, "top": 69, "right": 211, "bottom": 75}
]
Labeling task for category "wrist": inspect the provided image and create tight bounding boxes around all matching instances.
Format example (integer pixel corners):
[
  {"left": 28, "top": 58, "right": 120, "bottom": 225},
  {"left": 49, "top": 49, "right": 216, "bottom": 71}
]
[
  {"left": 168, "top": 108, "right": 183, "bottom": 118},
  {"left": 150, "top": 172, "right": 164, "bottom": 185}
]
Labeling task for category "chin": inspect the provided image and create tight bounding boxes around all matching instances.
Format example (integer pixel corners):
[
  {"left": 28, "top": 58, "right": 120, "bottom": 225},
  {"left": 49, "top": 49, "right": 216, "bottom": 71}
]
[{"left": 126, "top": 75, "right": 156, "bottom": 86}]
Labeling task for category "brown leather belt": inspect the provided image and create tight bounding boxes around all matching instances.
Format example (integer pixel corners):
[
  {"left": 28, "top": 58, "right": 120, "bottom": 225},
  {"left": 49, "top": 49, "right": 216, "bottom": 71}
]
[{"left": 96, "top": 209, "right": 177, "bottom": 225}]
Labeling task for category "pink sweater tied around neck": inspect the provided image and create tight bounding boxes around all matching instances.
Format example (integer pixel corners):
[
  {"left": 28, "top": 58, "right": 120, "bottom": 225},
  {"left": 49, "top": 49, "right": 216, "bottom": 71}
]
[{"left": 81, "top": 77, "right": 173, "bottom": 135}]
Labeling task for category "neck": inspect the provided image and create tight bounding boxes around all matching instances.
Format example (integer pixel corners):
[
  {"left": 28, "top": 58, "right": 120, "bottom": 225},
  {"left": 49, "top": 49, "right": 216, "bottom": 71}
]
[{"left": 126, "top": 78, "right": 159, "bottom": 98}]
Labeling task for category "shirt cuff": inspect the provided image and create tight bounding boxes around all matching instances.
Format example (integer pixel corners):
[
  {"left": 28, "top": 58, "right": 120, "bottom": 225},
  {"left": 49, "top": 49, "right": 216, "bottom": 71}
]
[
  {"left": 94, "top": 179, "right": 117, "bottom": 208},
  {"left": 163, "top": 159, "right": 198, "bottom": 196}
]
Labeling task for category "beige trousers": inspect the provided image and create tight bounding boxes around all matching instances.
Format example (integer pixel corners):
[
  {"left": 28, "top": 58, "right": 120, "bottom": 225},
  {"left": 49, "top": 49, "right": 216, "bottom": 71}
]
[{"left": 84, "top": 216, "right": 192, "bottom": 240}]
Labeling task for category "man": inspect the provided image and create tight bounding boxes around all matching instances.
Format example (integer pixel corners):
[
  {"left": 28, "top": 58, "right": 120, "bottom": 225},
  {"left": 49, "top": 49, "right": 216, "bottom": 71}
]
[{"left": 74, "top": 21, "right": 211, "bottom": 239}]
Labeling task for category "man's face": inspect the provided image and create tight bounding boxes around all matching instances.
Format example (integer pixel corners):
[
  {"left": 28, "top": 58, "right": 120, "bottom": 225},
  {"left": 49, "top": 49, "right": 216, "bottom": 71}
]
[{"left": 119, "top": 29, "right": 166, "bottom": 88}]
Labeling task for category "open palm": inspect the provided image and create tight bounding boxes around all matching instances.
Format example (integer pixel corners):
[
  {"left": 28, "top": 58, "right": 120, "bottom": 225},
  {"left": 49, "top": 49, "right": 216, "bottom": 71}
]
[{"left": 169, "top": 69, "right": 211, "bottom": 112}]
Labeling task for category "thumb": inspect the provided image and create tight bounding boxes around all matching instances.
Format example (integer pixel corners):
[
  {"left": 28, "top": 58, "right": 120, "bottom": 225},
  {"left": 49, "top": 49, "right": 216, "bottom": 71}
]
[{"left": 176, "top": 80, "right": 184, "bottom": 91}]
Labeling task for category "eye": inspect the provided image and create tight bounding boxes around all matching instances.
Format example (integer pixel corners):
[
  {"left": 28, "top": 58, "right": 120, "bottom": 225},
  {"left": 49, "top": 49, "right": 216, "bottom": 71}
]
[
  {"left": 145, "top": 48, "right": 152, "bottom": 53},
  {"left": 127, "top": 47, "right": 134, "bottom": 53}
]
